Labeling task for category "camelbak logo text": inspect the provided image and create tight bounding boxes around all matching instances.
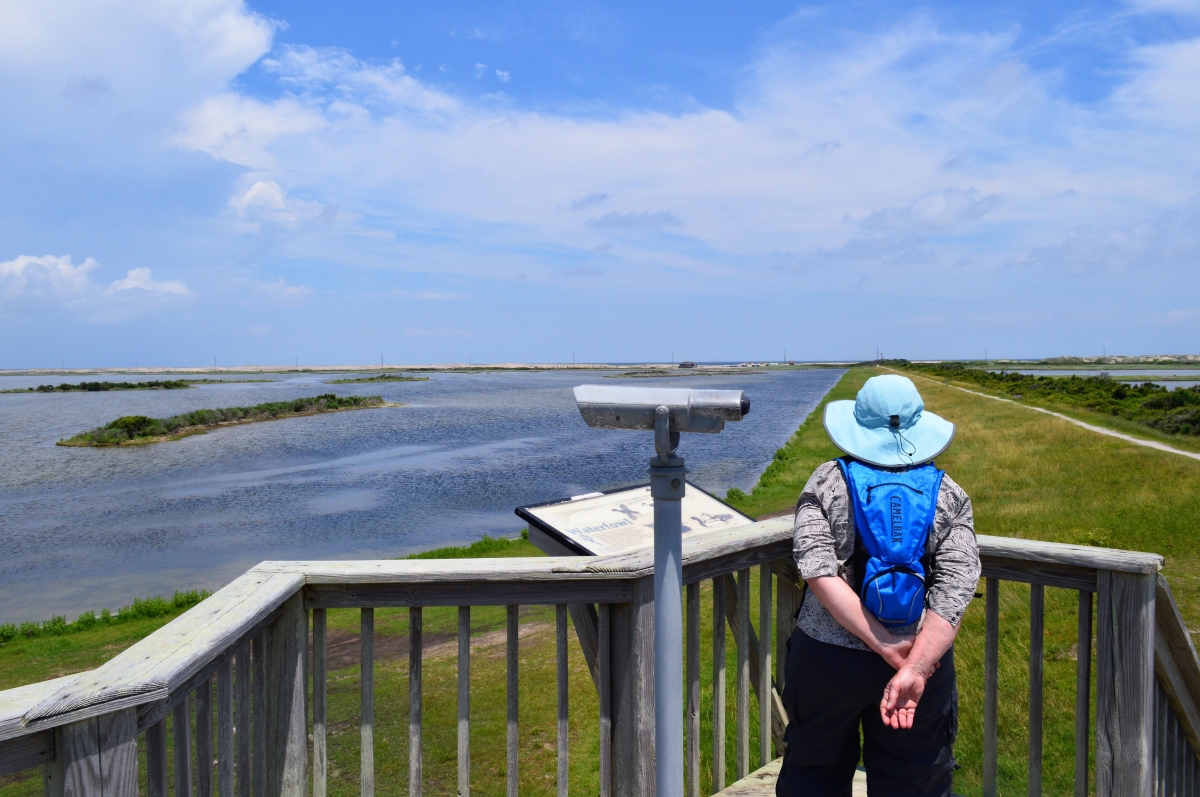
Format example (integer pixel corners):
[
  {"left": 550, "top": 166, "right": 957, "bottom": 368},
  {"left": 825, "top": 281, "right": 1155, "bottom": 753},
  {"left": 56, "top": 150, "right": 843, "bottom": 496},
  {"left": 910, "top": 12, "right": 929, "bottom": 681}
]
[{"left": 890, "top": 496, "right": 903, "bottom": 542}]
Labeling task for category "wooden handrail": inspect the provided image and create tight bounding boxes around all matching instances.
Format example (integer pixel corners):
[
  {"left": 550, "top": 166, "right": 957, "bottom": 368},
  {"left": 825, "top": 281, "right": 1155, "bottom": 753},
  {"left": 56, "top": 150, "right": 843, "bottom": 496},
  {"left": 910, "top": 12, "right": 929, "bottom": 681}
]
[{"left": 0, "top": 526, "right": 1187, "bottom": 797}]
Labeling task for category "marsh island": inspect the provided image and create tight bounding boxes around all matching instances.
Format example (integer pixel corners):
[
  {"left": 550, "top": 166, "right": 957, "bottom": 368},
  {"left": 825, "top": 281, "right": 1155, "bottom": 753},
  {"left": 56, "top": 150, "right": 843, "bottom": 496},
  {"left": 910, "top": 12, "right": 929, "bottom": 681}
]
[{"left": 58, "top": 394, "right": 392, "bottom": 446}]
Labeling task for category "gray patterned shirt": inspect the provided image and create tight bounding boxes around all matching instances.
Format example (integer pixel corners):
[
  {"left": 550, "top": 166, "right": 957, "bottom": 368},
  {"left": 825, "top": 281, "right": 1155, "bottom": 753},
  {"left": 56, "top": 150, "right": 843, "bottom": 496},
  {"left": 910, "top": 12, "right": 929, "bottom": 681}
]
[{"left": 793, "top": 460, "right": 980, "bottom": 650}]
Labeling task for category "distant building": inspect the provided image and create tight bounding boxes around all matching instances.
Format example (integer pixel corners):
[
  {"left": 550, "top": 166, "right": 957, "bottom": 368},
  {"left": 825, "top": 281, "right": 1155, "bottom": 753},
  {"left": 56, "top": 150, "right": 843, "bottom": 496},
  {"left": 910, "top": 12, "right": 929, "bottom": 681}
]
[{"left": 678, "top": 361, "right": 696, "bottom": 369}]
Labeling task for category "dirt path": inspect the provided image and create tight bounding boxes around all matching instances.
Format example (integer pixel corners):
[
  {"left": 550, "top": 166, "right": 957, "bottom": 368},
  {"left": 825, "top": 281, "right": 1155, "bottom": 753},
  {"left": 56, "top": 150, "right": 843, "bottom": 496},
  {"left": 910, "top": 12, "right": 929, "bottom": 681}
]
[{"left": 321, "top": 618, "right": 555, "bottom": 671}]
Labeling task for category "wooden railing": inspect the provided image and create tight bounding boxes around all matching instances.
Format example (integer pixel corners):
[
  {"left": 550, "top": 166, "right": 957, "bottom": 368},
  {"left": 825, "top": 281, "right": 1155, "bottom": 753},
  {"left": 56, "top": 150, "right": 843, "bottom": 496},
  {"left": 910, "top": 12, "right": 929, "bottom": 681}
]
[{"left": 0, "top": 519, "right": 1196, "bottom": 797}]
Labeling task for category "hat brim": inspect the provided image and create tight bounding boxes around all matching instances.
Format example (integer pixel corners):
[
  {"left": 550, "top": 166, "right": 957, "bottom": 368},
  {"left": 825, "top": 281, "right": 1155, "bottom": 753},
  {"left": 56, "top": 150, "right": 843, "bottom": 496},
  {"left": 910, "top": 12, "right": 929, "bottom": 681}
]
[{"left": 822, "top": 400, "right": 955, "bottom": 468}]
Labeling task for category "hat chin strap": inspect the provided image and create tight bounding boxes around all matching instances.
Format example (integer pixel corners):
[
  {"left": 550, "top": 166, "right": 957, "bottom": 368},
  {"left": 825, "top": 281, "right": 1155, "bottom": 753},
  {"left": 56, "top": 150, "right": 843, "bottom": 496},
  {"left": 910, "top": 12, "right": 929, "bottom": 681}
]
[{"left": 890, "top": 424, "right": 917, "bottom": 465}]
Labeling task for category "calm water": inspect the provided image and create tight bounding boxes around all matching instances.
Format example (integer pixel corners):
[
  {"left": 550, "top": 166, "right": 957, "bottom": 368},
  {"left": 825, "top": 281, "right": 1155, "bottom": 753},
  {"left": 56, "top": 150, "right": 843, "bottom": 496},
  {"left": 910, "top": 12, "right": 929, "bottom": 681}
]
[{"left": 0, "top": 369, "right": 843, "bottom": 623}]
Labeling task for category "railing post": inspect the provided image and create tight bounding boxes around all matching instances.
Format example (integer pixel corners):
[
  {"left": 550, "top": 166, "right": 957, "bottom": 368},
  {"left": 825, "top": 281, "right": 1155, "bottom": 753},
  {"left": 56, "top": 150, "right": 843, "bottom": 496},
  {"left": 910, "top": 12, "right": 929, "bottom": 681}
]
[
  {"left": 263, "top": 593, "right": 307, "bottom": 797},
  {"left": 609, "top": 575, "right": 655, "bottom": 797},
  {"left": 46, "top": 710, "right": 137, "bottom": 797},
  {"left": 1095, "top": 570, "right": 1156, "bottom": 797}
]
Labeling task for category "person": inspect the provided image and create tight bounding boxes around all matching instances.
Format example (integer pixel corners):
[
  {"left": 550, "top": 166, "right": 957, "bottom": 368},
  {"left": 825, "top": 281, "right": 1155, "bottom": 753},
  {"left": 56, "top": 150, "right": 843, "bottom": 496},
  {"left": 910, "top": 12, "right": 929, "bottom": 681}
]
[{"left": 776, "top": 374, "right": 980, "bottom": 797}]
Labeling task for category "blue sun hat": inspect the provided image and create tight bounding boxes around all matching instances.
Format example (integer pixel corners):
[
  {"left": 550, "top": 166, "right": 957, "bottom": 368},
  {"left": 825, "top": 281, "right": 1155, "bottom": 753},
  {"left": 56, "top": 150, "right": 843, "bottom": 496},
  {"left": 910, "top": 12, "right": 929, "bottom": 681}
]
[{"left": 822, "top": 374, "right": 955, "bottom": 468}]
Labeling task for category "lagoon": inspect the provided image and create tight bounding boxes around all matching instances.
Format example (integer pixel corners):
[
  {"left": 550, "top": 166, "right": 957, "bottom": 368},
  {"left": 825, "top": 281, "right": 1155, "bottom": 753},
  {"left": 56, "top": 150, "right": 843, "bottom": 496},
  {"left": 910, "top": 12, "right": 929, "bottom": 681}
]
[{"left": 0, "top": 368, "right": 842, "bottom": 623}]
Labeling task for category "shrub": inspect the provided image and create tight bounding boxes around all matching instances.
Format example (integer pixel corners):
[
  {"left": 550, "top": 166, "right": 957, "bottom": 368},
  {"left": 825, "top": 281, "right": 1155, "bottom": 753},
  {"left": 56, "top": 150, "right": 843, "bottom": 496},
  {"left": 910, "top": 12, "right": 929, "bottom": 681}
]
[
  {"left": 19, "top": 621, "right": 39, "bottom": 638},
  {"left": 726, "top": 487, "right": 747, "bottom": 502},
  {"left": 42, "top": 616, "right": 68, "bottom": 635},
  {"left": 100, "top": 608, "right": 111, "bottom": 623},
  {"left": 0, "top": 624, "right": 16, "bottom": 643},
  {"left": 108, "top": 415, "right": 156, "bottom": 436},
  {"left": 75, "top": 610, "right": 97, "bottom": 629}
]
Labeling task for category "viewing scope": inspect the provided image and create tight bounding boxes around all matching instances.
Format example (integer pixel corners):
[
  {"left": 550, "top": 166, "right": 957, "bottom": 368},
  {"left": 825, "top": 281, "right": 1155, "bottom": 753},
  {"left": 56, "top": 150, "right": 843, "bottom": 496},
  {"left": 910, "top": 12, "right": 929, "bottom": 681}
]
[{"left": 572, "top": 385, "right": 750, "bottom": 434}]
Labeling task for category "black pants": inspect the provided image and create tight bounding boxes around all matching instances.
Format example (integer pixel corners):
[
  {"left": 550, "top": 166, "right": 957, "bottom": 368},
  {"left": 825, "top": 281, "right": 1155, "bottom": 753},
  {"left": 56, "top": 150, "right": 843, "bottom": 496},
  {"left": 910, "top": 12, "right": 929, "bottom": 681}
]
[{"left": 776, "top": 628, "right": 957, "bottom": 797}]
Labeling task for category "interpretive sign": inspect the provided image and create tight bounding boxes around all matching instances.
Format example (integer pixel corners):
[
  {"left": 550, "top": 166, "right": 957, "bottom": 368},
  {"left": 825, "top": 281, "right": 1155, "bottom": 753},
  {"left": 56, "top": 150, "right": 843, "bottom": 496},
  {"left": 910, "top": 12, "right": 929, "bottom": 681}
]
[{"left": 515, "top": 482, "right": 754, "bottom": 557}]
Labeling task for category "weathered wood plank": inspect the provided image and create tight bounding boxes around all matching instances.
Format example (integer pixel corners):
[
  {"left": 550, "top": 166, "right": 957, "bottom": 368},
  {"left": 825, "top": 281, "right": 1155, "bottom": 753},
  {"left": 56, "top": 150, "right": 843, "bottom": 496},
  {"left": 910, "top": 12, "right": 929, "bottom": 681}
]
[
  {"left": 1095, "top": 570, "right": 1156, "bottom": 797},
  {"left": 713, "top": 578, "right": 726, "bottom": 795},
  {"left": 304, "top": 580, "right": 631, "bottom": 608},
  {"left": 0, "top": 730, "right": 53, "bottom": 777},
  {"left": 217, "top": 662, "right": 233, "bottom": 797},
  {"left": 262, "top": 594, "right": 306, "bottom": 797},
  {"left": 196, "top": 678, "right": 213, "bottom": 797},
  {"left": 983, "top": 577, "right": 999, "bottom": 797},
  {"left": 1030, "top": 584, "right": 1044, "bottom": 797},
  {"left": 234, "top": 648, "right": 249, "bottom": 797},
  {"left": 409, "top": 607, "right": 422, "bottom": 797},
  {"left": 598, "top": 603, "right": 612, "bottom": 797},
  {"left": 977, "top": 536, "right": 1163, "bottom": 574},
  {"left": 58, "top": 719, "right": 101, "bottom": 797},
  {"left": 775, "top": 579, "right": 802, "bottom": 705},
  {"left": 174, "top": 697, "right": 193, "bottom": 797},
  {"left": 556, "top": 604, "right": 568, "bottom": 797},
  {"left": 1155, "top": 630, "right": 1200, "bottom": 773},
  {"left": 457, "top": 606, "right": 470, "bottom": 797},
  {"left": 1156, "top": 576, "right": 1200, "bottom": 722},
  {"left": 567, "top": 603, "right": 601, "bottom": 691},
  {"left": 97, "top": 708, "right": 138, "bottom": 797},
  {"left": 611, "top": 576, "right": 655, "bottom": 797},
  {"left": 736, "top": 569, "right": 750, "bottom": 780},
  {"left": 360, "top": 609, "right": 373, "bottom": 797},
  {"left": 506, "top": 605, "right": 519, "bottom": 797},
  {"left": 311, "top": 609, "right": 326, "bottom": 797},
  {"left": 719, "top": 575, "right": 788, "bottom": 748},
  {"left": 980, "top": 559, "right": 1097, "bottom": 592},
  {"left": 26, "top": 570, "right": 303, "bottom": 730},
  {"left": 0, "top": 677, "right": 77, "bottom": 744},
  {"left": 147, "top": 719, "right": 168, "bottom": 797},
  {"left": 1076, "top": 591, "right": 1093, "bottom": 797},
  {"left": 759, "top": 565, "right": 772, "bottom": 768},
  {"left": 687, "top": 583, "right": 700, "bottom": 797},
  {"left": 251, "top": 634, "right": 264, "bottom": 797}
]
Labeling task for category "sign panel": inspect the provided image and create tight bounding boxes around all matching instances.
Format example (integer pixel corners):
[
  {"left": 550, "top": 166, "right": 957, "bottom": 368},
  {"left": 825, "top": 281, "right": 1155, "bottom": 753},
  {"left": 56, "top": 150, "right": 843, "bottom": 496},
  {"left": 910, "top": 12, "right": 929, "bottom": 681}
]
[{"left": 516, "top": 482, "right": 754, "bottom": 557}]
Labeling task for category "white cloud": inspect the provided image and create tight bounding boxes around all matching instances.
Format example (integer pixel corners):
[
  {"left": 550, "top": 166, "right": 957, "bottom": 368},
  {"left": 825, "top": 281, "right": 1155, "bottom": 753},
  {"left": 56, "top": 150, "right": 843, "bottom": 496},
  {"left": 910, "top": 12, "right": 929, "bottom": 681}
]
[
  {"left": 0, "top": 254, "right": 97, "bottom": 298},
  {"left": 862, "top": 188, "right": 1002, "bottom": 230},
  {"left": 259, "top": 277, "right": 314, "bottom": 305},
  {"left": 106, "top": 268, "right": 191, "bottom": 295}
]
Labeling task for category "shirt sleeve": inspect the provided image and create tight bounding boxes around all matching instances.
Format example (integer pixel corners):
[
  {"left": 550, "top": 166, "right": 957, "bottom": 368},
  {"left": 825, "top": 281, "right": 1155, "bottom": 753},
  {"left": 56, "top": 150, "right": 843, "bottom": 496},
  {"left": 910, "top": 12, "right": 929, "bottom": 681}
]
[
  {"left": 793, "top": 462, "right": 841, "bottom": 581},
  {"left": 924, "top": 476, "right": 981, "bottom": 627}
]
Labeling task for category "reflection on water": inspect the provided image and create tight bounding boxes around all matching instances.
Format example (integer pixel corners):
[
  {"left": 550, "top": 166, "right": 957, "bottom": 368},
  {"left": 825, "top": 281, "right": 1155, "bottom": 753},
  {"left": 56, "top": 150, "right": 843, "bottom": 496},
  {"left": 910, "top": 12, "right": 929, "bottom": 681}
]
[{"left": 0, "top": 369, "right": 843, "bottom": 622}]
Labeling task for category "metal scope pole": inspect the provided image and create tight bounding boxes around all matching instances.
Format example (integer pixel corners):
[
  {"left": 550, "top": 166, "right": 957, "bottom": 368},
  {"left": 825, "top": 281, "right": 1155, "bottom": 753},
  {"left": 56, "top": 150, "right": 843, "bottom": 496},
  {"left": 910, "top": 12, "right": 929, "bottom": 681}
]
[{"left": 650, "top": 406, "right": 685, "bottom": 797}]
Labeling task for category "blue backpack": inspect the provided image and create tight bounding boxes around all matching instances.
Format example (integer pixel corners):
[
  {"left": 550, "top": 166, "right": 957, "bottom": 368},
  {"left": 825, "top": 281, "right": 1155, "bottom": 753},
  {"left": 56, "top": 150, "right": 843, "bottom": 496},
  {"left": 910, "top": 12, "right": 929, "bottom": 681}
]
[{"left": 837, "top": 458, "right": 944, "bottom": 628}]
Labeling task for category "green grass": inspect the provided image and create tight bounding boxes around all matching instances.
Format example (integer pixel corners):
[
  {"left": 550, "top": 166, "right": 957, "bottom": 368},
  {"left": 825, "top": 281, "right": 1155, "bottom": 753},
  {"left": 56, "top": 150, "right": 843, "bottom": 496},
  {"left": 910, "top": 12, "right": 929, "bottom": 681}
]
[
  {"left": 327, "top": 375, "right": 430, "bottom": 384},
  {"left": 58, "top": 394, "right": 389, "bottom": 446}
]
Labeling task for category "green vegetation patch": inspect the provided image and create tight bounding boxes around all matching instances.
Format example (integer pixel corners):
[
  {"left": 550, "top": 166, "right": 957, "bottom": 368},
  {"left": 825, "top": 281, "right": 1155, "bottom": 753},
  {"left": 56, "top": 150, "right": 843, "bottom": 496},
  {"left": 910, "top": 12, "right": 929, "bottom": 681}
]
[
  {"left": 327, "top": 374, "right": 431, "bottom": 383},
  {"left": 896, "top": 360, "right": 1200, "bottom": 437},
  {"left": 58, "top": 394, "right": 389, "bottom": 446}
]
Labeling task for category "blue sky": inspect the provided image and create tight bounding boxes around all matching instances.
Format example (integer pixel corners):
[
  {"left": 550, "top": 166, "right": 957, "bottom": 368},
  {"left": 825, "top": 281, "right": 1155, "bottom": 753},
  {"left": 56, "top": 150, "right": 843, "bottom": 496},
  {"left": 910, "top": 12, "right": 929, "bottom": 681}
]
[{"left": 2, "top": 0, "right": 1199, "bottom": 367}]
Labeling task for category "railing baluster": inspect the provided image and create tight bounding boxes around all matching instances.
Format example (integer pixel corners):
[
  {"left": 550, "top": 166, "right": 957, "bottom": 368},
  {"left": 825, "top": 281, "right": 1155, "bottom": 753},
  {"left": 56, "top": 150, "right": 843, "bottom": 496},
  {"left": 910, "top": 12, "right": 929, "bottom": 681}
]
[
  {"left": 1030, "top": 583, "right": 1044, "bottom": 797},
  {"left": 148, "top": 718, "right": 168, "bottom": 797},
  {"left": 507, "top": 604, "right": 519, "bottom": 797},
  {"left": 984, "top": 577, "right": 1000, "bottom": 797},
  {"left": 1176, "top": 710, "right": 1185, "bottom": 796},
  {"left": 598, "top": 603, "right": 612, "bottom": 797},
  {"left": 759, "top": 564, "right": 772, "bottom": 767},
  {"left": 1169, "top": 705, "right": 1179, "bottom": 797},
  {"left": 410, "top": 606, "right": 423, "bottom": 797},
  {"left": 251, "top": 633, "right": 265, "bottom": 797},
  {"left": 712, "top": 578, "right": 726, "bottom": 795},
  {"left": 235, "top": 647, "right": 250, "bottom": 797},
  {"left": 1158, "top": 684, "right": 1166, "bottom": 797},
  {"left": 736, "top": 568, "right": 750, "bottom": 779},
  {"left": 556, "top": 604, "right": 569, "bottom": 797},
  {"left": 217, "top": 662, "right": 233, "bottom": 797},
  {"left": 312, "top": 608, "right": 327, "bottom": 797},
  {"left": 360, "top": 608, "right": 374, "bottom": 797},
  {"left": 1076, "top": 590, "right": 1093, "bottom": 797},
  {"left": 174, "top": 695, "right": 194, "bottom": 797},
  {"left": 196, "top": 678, "right": 213, "bottom": 797},
  {"left": 686, "top": 583, "right": 700, "bottom": 797},
  {"left": 457, "top": 606, "right": 470, "bottom": 797}
]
